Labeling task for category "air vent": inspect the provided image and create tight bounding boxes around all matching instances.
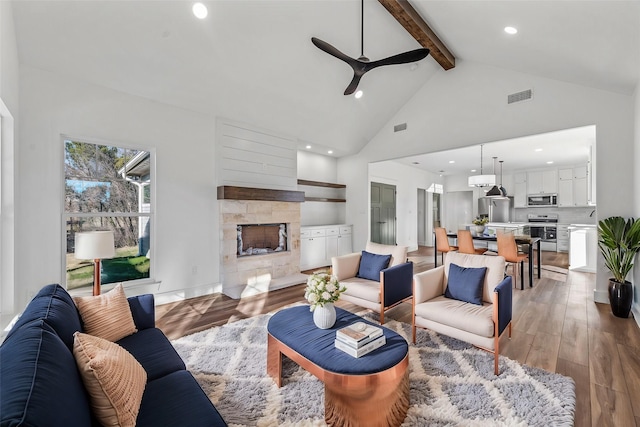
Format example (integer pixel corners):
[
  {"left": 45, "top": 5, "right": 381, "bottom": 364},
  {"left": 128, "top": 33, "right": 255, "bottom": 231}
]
[
  {"left": 394, "top": 123, "right": 407, "bottom": 132},
  {"left": 507, "top": 89, "right": 533, "bottom": 104}
]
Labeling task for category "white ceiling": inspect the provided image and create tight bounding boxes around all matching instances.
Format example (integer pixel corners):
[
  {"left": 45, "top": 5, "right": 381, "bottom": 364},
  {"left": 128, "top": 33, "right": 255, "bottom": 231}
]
[{"left": 10, "top": 1, "right": 640, "bottom": 161}]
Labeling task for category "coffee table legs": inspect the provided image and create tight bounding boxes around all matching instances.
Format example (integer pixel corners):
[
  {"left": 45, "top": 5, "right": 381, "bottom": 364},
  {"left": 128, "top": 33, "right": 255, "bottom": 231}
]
[{"left": 325, "top": 369, "right": 409, "bottom": 427}]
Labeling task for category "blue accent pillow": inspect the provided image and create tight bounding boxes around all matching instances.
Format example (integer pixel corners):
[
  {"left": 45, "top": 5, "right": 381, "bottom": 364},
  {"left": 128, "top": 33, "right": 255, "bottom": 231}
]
[
  {"left": 445, "top": 263, "right": 487, "bottom": 305},
  {"left": 356, "top": 251, "right": 392, "bottom": 281}
]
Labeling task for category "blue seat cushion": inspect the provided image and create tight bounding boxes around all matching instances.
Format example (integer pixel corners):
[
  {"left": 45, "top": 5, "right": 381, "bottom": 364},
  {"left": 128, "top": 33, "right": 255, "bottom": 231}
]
[
  {"left": 0, "top": 319, "right": 92, "bottom": 427},
  {"left": 137, "top": 370, "right": 227, "bottom": 427},
  {"left": 445, "top": 263, "right": 487, "bottom": 305},
  {"left": 267, "top": 305, "right": 408, "bottom": 375},
  {"left": 117, "top": 328, "right": 186, "bottom": 381},
  {"left": 356, "top": 251, "right": 392, "bottom": 281},
  {"left": 5, "top": 284, "right": 82, "bottom": 350}
]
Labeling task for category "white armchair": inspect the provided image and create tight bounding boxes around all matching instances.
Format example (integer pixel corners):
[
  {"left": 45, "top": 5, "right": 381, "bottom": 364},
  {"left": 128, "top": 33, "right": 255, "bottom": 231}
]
[
  {"left": 332, "top": 242, "right": 413, "bottom": 324},
  {"left": 412, "top": 252, "right": 513, "bottom": 375}
]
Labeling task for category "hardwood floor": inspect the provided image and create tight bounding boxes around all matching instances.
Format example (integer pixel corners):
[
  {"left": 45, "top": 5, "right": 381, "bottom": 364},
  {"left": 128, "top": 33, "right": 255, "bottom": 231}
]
[{"left": 156, "top": 247, "right": 640, "bottom": 427}]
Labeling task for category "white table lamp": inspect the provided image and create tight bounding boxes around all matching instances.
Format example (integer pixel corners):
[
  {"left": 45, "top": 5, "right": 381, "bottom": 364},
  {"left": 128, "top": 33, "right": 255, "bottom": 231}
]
[{"left": 75, "top": 231, "right": 115, "bottom": 296}]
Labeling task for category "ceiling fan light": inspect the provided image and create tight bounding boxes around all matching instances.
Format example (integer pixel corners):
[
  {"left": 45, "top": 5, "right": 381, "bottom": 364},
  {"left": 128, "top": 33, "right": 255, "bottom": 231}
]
[
  {"left": 192, "top": 3, "right": 208, "bottom": 19},
  {"left": 354, "top": 90, "right": 363, "bottom": 99}
]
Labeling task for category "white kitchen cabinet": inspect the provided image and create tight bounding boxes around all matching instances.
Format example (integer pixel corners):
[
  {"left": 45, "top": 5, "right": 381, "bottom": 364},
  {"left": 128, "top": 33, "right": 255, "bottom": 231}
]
[
  {"left": 300, "top": 225, "right": 352, "bottom": 270},
  {"left": 558, "top": 166, "right": 589, "bottom": 207},
  {"left": 300, "top": 228, "right": 327, "bottom": 271},
  {"left": 337, "top": 226, "right": 353, "bottom": 256},
  {"left": 558, "top": 177, "right": 574, "bottom": 207},
  {"left": 527, "top": 169, "right": 557, "bottom": 194},
  {"left": 557, "top": 224, "right": 570, "bottom": 252},
  {"left": 514, "top": 181, "right": 527, "bottom": 208}
]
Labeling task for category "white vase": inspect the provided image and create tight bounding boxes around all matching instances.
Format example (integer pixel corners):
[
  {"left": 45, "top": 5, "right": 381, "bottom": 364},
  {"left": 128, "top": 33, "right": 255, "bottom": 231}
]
[
  {"left": 313, "top": 303, "right": 336, "bottom": 329},
  {"left": 475, "top": 225, "right": 486, "bottom": 235}
]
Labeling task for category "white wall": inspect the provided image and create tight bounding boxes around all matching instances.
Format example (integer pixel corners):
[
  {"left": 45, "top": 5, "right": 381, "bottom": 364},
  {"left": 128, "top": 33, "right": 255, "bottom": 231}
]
[
  {"left": 369, "top": 161, "right": 442, "bottom": 251},
  {"left": 297, "top": 150, "right": 345, "bottom": 226},
  {"left": 633, "top": 57, "right": 640, "bottom": 325},
  {"left": 339, "top": 61, "right": 635, "bottom": 304},
  {"left": 0, "top": 0, "right": 19, "bottom": 318},
  {"left": 16, "top": 66, "right": 218, "bottom": 310}
]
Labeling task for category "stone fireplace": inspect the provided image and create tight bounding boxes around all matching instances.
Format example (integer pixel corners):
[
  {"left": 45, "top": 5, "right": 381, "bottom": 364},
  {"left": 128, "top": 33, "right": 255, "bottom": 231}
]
[
  {"left": 218, "top": 186, "right": 307, "bottom": 299},
  {"left": 237, "top": 223, "right": 288, "bottom": 256}
]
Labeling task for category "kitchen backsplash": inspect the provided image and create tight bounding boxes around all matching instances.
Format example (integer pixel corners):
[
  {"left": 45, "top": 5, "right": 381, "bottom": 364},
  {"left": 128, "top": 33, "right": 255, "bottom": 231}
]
[{"left": 513, "top": 206, "right": 596, "bottom": 225}]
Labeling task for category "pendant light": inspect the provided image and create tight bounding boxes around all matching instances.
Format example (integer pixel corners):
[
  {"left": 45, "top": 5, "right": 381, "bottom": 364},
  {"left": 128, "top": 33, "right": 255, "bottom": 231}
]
[
  {"left": 499, "top": 160, "right": 507, "bottom": 196},
  {"left": 468, "top": 144, "right": 496, "bottom": 187},
  {"left": 486, "top": 157, "right": 502, "bottom": 195}
]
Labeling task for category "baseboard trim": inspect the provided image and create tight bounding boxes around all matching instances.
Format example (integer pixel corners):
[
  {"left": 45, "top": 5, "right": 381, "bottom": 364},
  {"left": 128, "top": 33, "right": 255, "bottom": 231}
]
[
  {"left": 593, "top": 288, "right": 609, "bottom": 304},
  {"left": 632, "top": 304, "right": 640, "bottom": 329},
  {"left": 154, "top": 282, "right": 223, "bottom": 305}
]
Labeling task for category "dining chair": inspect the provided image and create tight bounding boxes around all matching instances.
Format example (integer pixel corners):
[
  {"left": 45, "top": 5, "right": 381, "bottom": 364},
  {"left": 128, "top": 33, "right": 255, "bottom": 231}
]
[
  {"left": 434, "top": 227, "right": 458, "bottom": 266},
  {"left": 497, "top": 231, "right": 528, "bottom": 289},
  {"left": 457, "top": 229, "right": 488, "bottom": 255}
]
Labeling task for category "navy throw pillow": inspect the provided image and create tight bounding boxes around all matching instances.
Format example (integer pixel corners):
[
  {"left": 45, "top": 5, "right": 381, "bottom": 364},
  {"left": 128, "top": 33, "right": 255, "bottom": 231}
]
[
  {"left": 444, "top": 263, "right": 487, "bottom": 305},
  {"left": 356, "top": 251, "right": 392, "bottom": 281}
]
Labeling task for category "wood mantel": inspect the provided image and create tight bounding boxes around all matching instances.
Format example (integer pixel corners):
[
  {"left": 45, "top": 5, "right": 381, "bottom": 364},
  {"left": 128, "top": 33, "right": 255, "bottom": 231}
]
[{"left": 217, "top": 186, "right": 305, "bottom": 202}]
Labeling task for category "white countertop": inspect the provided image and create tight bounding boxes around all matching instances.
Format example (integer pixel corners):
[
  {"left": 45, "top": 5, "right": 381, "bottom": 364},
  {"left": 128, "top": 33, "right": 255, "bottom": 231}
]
[{"left": 568, "top": 224, "right": 597, "bottom": 228}]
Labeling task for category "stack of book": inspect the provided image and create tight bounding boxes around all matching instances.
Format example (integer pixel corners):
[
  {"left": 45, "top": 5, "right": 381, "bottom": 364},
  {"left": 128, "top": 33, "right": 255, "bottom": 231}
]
[{"left": 334, "top": 321, "right": 386, "bottom": 358}]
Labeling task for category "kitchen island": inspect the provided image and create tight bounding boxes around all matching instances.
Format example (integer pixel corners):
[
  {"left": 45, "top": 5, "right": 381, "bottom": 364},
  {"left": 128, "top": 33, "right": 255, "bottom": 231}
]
[{"left": 569, "top": 224, "right": 597, "bottom": 272}]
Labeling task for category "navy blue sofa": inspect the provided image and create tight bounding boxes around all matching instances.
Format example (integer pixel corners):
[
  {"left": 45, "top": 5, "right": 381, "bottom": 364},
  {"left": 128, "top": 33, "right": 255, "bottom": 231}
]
[{"left": 0, "top": 284, "right": 227, "bottom": 427}]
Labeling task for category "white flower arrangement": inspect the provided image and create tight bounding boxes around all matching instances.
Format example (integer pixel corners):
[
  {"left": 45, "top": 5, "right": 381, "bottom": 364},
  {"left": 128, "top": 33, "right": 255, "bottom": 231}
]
[{"left": 304, "top": 273, "right": 346, "bottom": 311}]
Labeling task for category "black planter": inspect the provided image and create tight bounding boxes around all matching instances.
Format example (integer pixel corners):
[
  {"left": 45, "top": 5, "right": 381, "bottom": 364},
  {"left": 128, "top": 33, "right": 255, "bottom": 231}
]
[{"left": 608, "top": 279, "right": 633, "bottom": 318}]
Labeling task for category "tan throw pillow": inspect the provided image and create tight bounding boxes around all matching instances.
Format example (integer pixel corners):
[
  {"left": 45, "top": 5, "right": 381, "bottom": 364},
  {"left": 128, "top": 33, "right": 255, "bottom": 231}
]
[
  {"left": 73, "top": 332, "right": 147, "bottom": 427},
  {"left": 74, "top": 284, "right": 137, "bottom": 342}
]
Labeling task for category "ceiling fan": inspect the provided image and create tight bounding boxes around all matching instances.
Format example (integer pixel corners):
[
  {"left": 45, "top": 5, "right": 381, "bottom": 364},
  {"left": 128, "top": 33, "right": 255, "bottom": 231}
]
[{"left": 311, "top": 0, "right": 430, "bottom": 95}]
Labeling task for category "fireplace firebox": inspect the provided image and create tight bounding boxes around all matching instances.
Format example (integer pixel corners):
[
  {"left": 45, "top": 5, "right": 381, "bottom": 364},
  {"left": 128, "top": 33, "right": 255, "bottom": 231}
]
[{"left": 237, "top": 223, "right": 288, "bottom": 256}]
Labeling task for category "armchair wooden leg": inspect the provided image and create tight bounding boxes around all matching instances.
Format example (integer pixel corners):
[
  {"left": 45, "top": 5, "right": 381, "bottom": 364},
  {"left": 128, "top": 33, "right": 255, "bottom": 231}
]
[
  {"left": 380, "top": 310, "right": 385, "bottom": 325},
  {"left": 412, "top": 323, "right": 416, "bottom": 344}
]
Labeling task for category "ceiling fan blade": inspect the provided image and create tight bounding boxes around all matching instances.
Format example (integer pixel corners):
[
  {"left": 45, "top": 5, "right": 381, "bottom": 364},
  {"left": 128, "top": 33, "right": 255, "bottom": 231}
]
[
  {"left": 369, "top": 48, "right": 430, "bottom": 69},
  {"left": 343, "top": 73, "right": 364, "bottom": 96},
  {"left": 311, "top": 37, "right": 358, "bottom": 67}
]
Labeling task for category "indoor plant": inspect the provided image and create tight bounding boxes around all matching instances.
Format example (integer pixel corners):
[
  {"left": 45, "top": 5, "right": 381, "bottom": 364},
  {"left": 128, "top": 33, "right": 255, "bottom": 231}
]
[
  {"left": 472, "top": 216, "right": 489, "bottom": 234},
  {"left": 597, "top": 216, "right": 640, "bottom": 318},
  {"left": 304, "top": 272, "right": 346, "bottom": 328}
]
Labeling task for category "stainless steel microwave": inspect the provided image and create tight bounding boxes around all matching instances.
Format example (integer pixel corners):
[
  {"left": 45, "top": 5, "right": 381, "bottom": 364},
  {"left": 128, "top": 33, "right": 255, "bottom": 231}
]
[{"left": 527, "top": 194, "right": 558, "bottom": 206}]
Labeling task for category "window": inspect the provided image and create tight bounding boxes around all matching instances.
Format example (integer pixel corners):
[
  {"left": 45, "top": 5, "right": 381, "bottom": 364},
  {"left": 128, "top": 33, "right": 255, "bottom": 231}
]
[{"left": 64, "top": 139, "right": 153, "bottom": 293}]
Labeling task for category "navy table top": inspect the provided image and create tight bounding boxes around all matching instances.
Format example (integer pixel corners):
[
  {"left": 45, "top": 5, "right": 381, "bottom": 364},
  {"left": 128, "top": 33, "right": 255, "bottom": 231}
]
[{"left": 267, "top": 305, "right": 408, "bottom": 375}]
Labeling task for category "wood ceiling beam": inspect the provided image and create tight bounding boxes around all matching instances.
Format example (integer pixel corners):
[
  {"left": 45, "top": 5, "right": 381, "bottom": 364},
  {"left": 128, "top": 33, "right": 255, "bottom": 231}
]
[{"left": 378, "top": 0, "right": 455, "bottom": 70}]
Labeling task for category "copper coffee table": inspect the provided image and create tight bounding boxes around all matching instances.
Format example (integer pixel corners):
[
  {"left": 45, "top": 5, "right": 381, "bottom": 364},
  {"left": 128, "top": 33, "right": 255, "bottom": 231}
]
[{"left": 267, "top": 305, "right": 409, "bottom": 427}]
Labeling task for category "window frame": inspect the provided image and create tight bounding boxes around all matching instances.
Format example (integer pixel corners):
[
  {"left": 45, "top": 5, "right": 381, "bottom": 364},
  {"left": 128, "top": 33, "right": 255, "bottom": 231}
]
[{"left": 61, "top": 135, "right": 156, "bottom": 292}]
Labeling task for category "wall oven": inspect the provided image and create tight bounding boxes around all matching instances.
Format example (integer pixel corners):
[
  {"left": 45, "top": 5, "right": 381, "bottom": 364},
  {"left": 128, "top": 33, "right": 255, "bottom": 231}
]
[
  {"left": 527, "top": 194, "right": 558, "bottom": 207},
  {"left": 528, "top": 213, "right": 558, "bottom": 251}
]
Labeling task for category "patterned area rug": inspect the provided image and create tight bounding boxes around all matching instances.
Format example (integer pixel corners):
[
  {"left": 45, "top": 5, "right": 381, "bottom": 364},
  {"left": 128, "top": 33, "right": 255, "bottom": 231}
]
[{"left": 172, "top": 314, "right": 575, "bottom": 426}]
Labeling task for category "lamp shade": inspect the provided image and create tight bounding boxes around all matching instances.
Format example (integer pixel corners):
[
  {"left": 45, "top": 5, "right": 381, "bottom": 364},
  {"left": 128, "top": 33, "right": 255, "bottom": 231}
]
[
  {"left": 468, "top": 174, "right": 496, "bottom": 187},
  {"left": 75, "top": 231, "right": 115, "bottom": 260}
]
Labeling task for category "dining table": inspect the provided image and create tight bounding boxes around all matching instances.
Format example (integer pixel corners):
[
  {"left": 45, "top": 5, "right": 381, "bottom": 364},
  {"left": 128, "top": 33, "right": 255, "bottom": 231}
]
[{"left": 438, "top": 233, "right": 542, "bottom": 290}]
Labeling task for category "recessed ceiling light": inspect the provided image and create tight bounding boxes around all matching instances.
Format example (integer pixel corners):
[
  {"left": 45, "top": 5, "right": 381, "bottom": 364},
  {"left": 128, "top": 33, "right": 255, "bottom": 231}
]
[
  {"left": 354, "top": 90, "right": 363, "bottom": 99},
  {"left": 448, "top": 160, "right": 455, "bottom": 164},
  {"left": 471, "top": 169, "right": 477, "bottom": 173},
  {"left": 305, "top": 145, "right": 311, "bottom": 149},
  {"left": 328, "top": 150, "right": 333, "bottom": 154},
  {"left": 504, "top": 26, "right": 518, "bottom": 35},
  {"left": 192, "top": 3, "right": 208, "bottom": 19},
  {"left": 546, "top": 161, "right": 554, "bottom": 164},
  {"left": 535, "top": 148, "right": 543, "bottom": 152}
]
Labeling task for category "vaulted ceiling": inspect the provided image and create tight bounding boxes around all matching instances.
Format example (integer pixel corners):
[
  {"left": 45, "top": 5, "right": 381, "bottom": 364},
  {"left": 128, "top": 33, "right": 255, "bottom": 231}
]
[{"left": 11, "top": 1, "right": 640, "bottom": 162}]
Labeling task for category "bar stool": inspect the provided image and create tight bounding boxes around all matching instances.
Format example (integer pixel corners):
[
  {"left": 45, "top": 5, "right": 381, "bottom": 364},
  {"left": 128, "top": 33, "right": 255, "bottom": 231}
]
[
  {"left": 434, "top": 227, "right": 458, "bottom": 267},
  {"left": 497, "top": 232, "right": 528, "bottom": 289},
  {"left": 457, "top": 229, "right": 488, "bottom": 255}
]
